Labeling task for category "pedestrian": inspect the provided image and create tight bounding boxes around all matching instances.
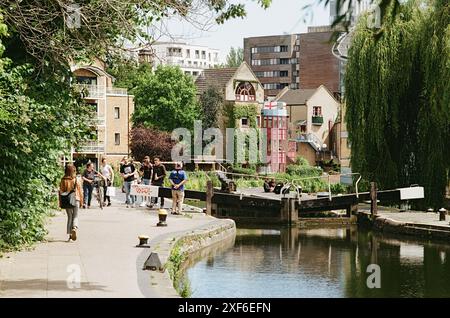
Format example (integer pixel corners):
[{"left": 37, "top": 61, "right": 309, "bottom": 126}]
[
  {"left": 169, "top": 162, "right": 188, "bottom": 215},
  {"left": 121, "top": 157, "right": 136, "bottom": 208},
  {"left": 81, "top": 162, "right": 99, "bottom": 209},
  {"left": 101, "top": 157, "right": 114, "bottom": 207},
  {"left": 151, "top": 156, "right": 167, "bottom": 208},
  {"left": 59, "top": 164, "right": 83, "bottom": 241},
  {"left": 139, "top": 156, "right": 153, "bottom": 207}
]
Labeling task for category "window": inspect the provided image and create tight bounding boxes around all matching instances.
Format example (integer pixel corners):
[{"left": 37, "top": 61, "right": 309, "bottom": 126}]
[
  {"left": 114, "top": 107, "right": 120, "bottom": 119},
  {"left": 114, "top": 133, "right": 120, "bottom": 145},
  {"left": 202, "top": 51, "right": 206, "bottom": 59},
  {"left": 76, "top": 76, "right": 97, "bottom": 85},
  {"left": 195, "top": 50, "right": 200, "bottom": 59},
  {"left": 185, "top": 71, "right": 191, "bottom": 75},
  {"left": 280, "top": 71, "right": 288, "bottom": 77},
  {"left": 280, "top": 45, "right": 288, "bottom": 52},
  {"left": 313, "top": 106, "right": 322, "bottom": 116},
  {"left": 186, "top": 49, "right": 190, "bottom": 58},
  {"left": 280, "top": 58, "right": 289, "bottom": 64},
  {"left": 241, "top": 118, "right": 248, "bottom": 127},
  {"left": 235, "top": 82, "right": 256, "bottom": 101},
  {"left": 208, "top": 53, "right": 211, "bottom": 61},
  {"left": 193, "top": 71, "right": 199, "bottom": 76}
]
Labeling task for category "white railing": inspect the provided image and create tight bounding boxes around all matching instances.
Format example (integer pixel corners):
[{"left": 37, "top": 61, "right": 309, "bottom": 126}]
[
  {"left": 87, "top": 116, "right": 105, "bottom": 127},
  {"left": 78, "top": 141, "right": 105, "bottom": 153},
  {"left": 106, "top": 88, "right": 128, "bottom": 95},
  {"left": 296, "top": 133, "right": 323, "bottom": 151},
  {"left": 74, "top": 84, "right": 105, "bottom": 99}
]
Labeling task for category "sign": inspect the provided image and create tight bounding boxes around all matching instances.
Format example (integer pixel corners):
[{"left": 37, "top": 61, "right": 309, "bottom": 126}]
[
  {"left": 399, "top": 187, "right": 424, "bottom": 200},
  {"left": 130, "top": 184, "right": 159, "bottom": 197}
]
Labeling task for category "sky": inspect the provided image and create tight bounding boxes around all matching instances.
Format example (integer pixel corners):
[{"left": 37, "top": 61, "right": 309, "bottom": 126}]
[{"left": 157, "top": 0, "right": 331, "bottom": 63}]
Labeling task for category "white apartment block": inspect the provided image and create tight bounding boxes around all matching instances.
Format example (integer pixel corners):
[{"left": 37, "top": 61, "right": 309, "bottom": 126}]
[{"left": 151, "top": 42, "right": 220, "bottom": 76}]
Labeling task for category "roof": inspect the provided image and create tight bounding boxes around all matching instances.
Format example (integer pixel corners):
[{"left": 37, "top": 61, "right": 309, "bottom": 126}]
[
  {"left": 275, "top": 88, "right": 316, "bottom": 105},
  {"left": 195, "top": 67, "right": 238, "bottom": 95}
]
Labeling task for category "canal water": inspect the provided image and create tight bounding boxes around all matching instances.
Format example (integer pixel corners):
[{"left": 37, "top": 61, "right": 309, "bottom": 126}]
[{"left": 186, "top": 226, "right": 450, "bottom": 297}]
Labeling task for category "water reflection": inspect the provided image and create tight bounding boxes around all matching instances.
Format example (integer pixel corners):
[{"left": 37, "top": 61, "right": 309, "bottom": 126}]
[{"left": 186, "top": 226, "right": 450, "bottom": 298}]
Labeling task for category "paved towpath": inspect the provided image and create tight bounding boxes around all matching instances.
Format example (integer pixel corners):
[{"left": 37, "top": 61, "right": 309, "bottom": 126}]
[{"left": 0, "top": 192, "right": 220, "bottom": 297}]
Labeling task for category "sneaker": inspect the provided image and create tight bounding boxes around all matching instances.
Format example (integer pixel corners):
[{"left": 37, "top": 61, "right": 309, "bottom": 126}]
[
  {"left": 82, "top": 205, "right": 86, "bottom": 209},
  {"left": 139, "top": 202, "right": 146, "bottom": 207},
  {"left": 70, "top": 228, "right": 77, "bottom": 241},
  {"left": 107, "top": 202, "right": 111, "bottom": 207}
]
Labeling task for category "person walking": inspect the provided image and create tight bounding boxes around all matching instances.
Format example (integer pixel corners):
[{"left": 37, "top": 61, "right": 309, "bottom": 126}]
[
  {"left": 81, "top": 162, "right": 98, "bottom": 209},
  {"left": 101, "top": 157, "right": 114, "bottom": 207},
  {"left": 151, "top": 157, "right": 167, "bottom": 208},
  {"left": 169, "top": 162, "right": 188, "bottom": 215},
  {"left": 139, "top": 156, "right": 153, "bottom": 207},
  {"left": 121, "top": 157, "right": 136, "bottom": 208},
  {"left": 59, "top": 164, "right": 83, "bottom": 241}
]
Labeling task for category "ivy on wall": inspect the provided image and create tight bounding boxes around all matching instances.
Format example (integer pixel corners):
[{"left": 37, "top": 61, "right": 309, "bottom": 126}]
[{"left": 225, "top": 103, "right": 259, "bottom": 128}]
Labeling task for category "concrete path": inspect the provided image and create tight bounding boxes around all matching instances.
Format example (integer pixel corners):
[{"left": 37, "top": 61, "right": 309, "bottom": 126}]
[{"left": 0, "top": 193, "right": 220, "bottom": 298}]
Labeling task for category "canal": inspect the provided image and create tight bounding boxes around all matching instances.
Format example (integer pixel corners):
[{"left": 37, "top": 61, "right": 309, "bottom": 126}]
[{"left": 186, "top": 226, "right": 450, "bottom": 297}]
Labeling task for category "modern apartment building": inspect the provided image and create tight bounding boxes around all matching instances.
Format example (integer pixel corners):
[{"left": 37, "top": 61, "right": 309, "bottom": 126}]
[
  {"left": 70, "top": 58, "right": 134, "bottom": 169},
  {"left": 243, "top": 34, "right": 299, "bottom": 97},
  {"left": 244, "top": 31, "right": 340, "bottom": 98},
  {"left": 149, "top": 42, "right": 220, "bottom": 77}
]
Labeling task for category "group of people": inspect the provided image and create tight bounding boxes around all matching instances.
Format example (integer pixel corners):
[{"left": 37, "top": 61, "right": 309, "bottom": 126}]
[
  {"left": 59, "top": 156, "right": 189, "bottom": 242},
  {"left": 120, "top": 156, "right": 188, "bottom": 215}
]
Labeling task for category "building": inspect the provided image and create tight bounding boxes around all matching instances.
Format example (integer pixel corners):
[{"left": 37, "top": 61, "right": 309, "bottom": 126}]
[
  {"left": 243, "top": 34, "right": 299, "bottom": 97},
  {"left": 149, "top": 42, "right": 220, "bottom": 77},
  {"left": 275, "top": 85, "right": 341, "bottom": 166},
  {"left": 244, "top": 31, "right": 340, "bottom": 99},
  {"left": 70, "top": 58, "right": 134, "bottom": 169}
]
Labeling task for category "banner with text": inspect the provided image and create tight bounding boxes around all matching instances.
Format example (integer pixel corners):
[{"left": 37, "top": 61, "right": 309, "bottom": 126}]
[{"left": 130, "top": 184, "right": 159, "bottom": 197}]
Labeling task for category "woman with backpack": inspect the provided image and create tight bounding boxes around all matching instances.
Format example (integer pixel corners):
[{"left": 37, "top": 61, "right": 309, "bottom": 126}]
[{"left": 59, "top": 164, "right": 83, "bottom": 242}]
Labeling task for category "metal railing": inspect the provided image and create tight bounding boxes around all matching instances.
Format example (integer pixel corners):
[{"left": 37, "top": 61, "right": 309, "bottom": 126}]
[
  {"left": 77, "top": 141, "right": 105, "bottom": 153},
  {"left": 296, "top": 133, "right": 323, "bottom": 151},
  {"left": 74, "top": 84, "right": 105, "bottom": 99},
  {"left": 106, "top": 87, "right": 128, "bottom": 95}
]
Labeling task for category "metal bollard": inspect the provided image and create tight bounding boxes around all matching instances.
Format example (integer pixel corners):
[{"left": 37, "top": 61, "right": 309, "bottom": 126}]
[
  {"left": 439, "top": 208, "right": 447, "bottom": 221},
  {"left": 157, "top": 208, "right": 168, "bottom": 227}
]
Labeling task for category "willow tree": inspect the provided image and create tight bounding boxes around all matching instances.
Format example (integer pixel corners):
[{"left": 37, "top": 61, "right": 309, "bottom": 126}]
[{"left": 345, "top": 0, "right": 449, "bottom": 208}]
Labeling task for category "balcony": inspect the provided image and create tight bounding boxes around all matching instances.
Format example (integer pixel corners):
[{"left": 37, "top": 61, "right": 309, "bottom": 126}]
[
  {"left": 74, "top": 84, "right": 105, "bottom": 99},
  {"left": 106, "top": 88, "right": 128, "bottom": 96},
  {"left": 87, "top": 116, "right": 105, "bottom": 127},
  {"left": 77, "top": 141, "right": 105, "bottom": 153},
  {"left": 312, "top": 115, "right": 323, "bottom": 125}
]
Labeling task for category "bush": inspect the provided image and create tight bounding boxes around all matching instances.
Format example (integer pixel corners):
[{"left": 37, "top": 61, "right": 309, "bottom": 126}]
[{"left": 130, "top": 126, "right": 176, "bottom": 162}]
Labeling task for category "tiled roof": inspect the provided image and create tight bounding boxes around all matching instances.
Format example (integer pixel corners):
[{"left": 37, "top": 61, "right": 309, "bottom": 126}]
[
  {"left": 195, "top": 68, "right": 238, "bottom": 95},
  {"left": 275, "top": 88, "right": 316, "bottom": 105}
]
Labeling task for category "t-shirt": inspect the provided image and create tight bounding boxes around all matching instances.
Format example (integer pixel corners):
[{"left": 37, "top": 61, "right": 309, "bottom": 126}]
[
  {"left": 140, "top": 164, "right": 152, "bottom": 180},
  {"left": 82, "top": 169, "right": 96, "bottom": 185},
  {"left": 102, "top": 164, "right": 112, "bottom": 179},
  {"left": 169, "top": 170, "right": 187, "bottom": 191},
  {"left": 152, "top": 164, "right": 166, "bottom": 185},
  {"left": 120, "top": 163, "right": 135, "bottom": 182}
]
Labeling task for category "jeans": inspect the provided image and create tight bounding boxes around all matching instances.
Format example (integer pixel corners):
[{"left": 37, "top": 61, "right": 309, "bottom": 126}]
[
  {"left": 103, "top": 179, "right": 111, "bottom": 204},
  {"left": 151, "top": 182, "right": 164, "bottom": 207},
  {"left": 124, "top": 181, "right": 135, "bottom": 205},
  {"left": 65, "top": 203, "right": 79, "bottom": 234},
  {"left": 83, "top": 183, "right": 93, "bottom": 206},
  {"left": 141, "top": 179, "right": 151, "bottom": 204},
  {"left": 171, "top": 190, "right": 184, "bottom": 214}
]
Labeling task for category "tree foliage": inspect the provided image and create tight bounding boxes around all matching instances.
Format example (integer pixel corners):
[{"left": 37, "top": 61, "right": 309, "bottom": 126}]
[
  {"left": 225, "top": 47, "right": 244, "bottom": 67},
  {"left": 344, "top": 0, "right": 450, "bottom": 208},
  {"left": 200, "top": 86, "right": 224, "bottom": 128},
  {"left": 130, "top": 126, "right": 176, "bottom": 162},
  {"left": 132, "top": 65, "right": 201, "bottom": 132},
  {"left": 0, "top": 15, "right": 91, "bottom": 250}
]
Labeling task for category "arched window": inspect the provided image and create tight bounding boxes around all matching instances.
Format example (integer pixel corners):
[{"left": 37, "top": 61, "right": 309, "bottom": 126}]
[{"left": 235, "top": 82, "right": 256, "bottom": 101}]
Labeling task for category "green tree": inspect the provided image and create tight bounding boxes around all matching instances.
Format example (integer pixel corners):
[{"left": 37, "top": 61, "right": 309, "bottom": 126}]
[
  {"left": 344, "top": 0, "right": 449, "bottom": 208},
  {"left": 225, "top": 47, "right": 244, "bottom": 67},
  {"left": 132, "top": 65, "right": 201, "bottom": 132},
  {"left": 200, "top": 86, "right": 224, "bottom": 128},
  {"left": 106, "top": 55, "right": 153, "bottom": 91}
]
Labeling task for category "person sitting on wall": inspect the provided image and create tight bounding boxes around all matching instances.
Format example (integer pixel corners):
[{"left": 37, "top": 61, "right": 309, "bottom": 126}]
[
  {"left": 269, "top": 179, "right": 276, "bottom": 192},
  {"left": 263, "top": 179, "right": 271, "bottom": 193}
]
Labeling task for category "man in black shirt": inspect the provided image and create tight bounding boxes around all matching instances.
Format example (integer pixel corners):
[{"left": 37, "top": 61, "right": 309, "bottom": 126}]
[
  {"left": 82, "top": 162, "right": 100, "bottom": 208},
  {"left": 120, "top": 158, "right": 136, "bottom": 208},
  {"left": 151, "top": 157, "right": 167, "bottom": 208},
  {"left": 139, "top": 156, "right": 153, "bottom": 207}
]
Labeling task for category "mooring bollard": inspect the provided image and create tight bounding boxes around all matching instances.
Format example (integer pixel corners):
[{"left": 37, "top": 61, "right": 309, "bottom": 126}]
[
  {"left": 439, "top": 208, "right": 447, "bottom": 221},
  {"left": 157, "top": 208, "right": 168, "bottom": 227},
  {"left": 427, "top": 208, "right": 434, "bottom": 213},
  {"left": 136, "top": 235, "right": 150, "bottom": 248}
]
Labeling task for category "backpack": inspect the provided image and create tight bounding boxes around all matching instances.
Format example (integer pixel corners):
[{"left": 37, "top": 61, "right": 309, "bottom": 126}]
[{"left": 60, "top": 179, "right": 77, "bottom": 209}]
